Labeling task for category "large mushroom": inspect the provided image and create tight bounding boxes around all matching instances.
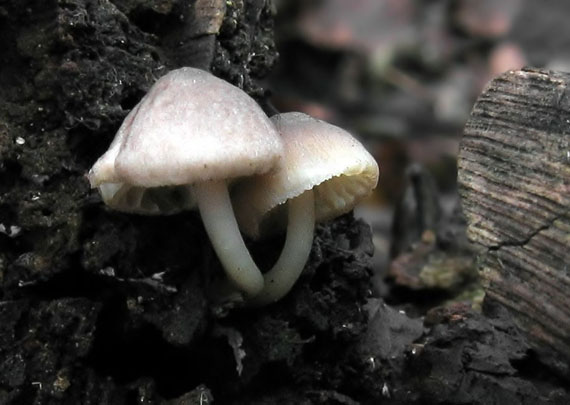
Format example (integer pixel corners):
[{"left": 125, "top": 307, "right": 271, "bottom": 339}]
[
  {"left": 232, "top": 112, "right": 379, "bottom": 305},
  {"left": 88, "top": 67, "right": 283, "bottom": 296}
]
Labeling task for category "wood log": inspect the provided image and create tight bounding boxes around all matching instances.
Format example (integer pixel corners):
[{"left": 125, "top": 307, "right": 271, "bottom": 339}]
[{"left": 458, "top": 68, "right": 570, "bottom": 375}]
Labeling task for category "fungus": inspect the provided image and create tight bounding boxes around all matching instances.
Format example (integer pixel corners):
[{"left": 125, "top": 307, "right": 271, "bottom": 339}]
[
  {"left": 88, "top": 67, "right": 283, "bottom": 296},
  {"left": 232, "top": 112, "right": 379, "bottom": 305}
]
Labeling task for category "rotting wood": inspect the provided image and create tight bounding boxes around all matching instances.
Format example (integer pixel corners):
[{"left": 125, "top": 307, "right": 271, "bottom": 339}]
[{"left": 458, "top": 67, "right": 570, "bottom": 375}]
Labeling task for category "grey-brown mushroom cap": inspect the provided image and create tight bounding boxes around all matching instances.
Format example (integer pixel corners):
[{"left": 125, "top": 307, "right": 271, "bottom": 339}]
[
  {"left": 91, "top": 67, "right": 283, "bottom": 189},
  {"left": 233, "top": 112, "right": 379, "bottom": 238}
]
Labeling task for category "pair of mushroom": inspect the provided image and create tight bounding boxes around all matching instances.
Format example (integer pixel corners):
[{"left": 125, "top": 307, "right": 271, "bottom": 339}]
[{"left": 88, "top": 67, "right": 378, "bottom": 306}]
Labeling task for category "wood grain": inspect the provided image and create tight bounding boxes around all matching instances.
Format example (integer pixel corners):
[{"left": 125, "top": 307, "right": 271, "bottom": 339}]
[{"left": 458, "top": 68, "right": 570, "bottom": 374}]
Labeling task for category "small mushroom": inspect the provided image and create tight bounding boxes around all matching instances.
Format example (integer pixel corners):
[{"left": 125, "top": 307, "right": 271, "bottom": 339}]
[
  {"left": 88, "top": 67, "right": 283, "bottom": 296},
  {"left": 89, "top": 102, "right": 197, "bottom": 215},
  {"left": 232, "top": 112, "right": 379, "bottom": 305}
]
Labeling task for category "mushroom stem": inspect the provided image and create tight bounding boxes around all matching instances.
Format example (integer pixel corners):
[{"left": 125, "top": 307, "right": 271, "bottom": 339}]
[
  {"left": 194, "top": 180, "right": 264, "bottom": 296},
  {"left": 249, "top": 189, "right": 315, "bottom": 306}
]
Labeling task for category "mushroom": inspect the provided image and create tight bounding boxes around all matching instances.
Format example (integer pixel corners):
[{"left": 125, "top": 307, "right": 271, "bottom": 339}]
[
  {"left": 88, "top": 67, "right": 283, "bottom": 296},
  {"left": 232, "top": 112, "right": 379, "bottom": 305},
  {"left": 88, "top": 102, "right": 197, "bottom": 216}
]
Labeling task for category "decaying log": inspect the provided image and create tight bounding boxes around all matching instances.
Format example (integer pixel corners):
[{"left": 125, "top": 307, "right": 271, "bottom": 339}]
[{"left": 458, "top": 68, "right": 570, "bottom": 375}]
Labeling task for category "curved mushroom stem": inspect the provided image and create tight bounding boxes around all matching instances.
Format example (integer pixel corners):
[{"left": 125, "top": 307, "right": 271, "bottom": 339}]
[
  {"left": 249, "top": 189, "right": 315, "bottom": 306},
  {"left": 194, "top": 180, "right": 264, "bottom": 297}
]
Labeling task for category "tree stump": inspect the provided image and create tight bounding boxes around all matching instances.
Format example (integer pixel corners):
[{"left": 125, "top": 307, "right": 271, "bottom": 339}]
[{"left": 458, "top": 68, "right": 570, "bottom": 375}]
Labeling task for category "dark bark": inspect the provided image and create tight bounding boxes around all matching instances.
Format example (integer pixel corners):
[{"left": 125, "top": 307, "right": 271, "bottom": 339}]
[{"left": 458, "top": 68, "right": 570, "bottom": 376}]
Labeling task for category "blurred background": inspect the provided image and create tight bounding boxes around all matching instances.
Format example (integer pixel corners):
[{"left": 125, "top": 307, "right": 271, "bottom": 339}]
[{"left": 266, "top": 0, "right": 570, "bottom": 311}]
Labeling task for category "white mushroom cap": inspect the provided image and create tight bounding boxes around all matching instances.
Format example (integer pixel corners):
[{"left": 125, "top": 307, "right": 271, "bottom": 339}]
[
  {"left": 88, "top": 103, "right": 193, "bottom": 214},
  {"left": 89, "top": 103, "right": 140, "bottom": 187},
  {"left": 87, "top": 67, "right": 283, "bottom": 214},
  {"left": 233, "top": 112, "right": 379, "bottom": 238}
]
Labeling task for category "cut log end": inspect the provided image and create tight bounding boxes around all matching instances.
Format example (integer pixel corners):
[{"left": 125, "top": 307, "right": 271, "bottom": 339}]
[{"left": 458, "top": 67, "right": 570, "bottom": 376}]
